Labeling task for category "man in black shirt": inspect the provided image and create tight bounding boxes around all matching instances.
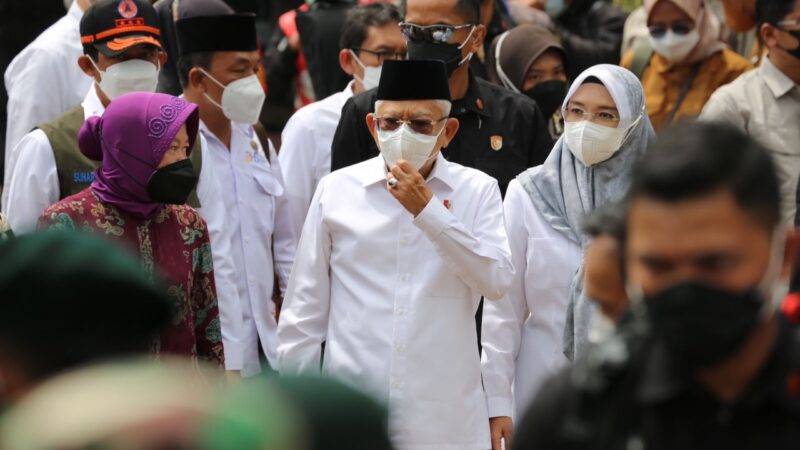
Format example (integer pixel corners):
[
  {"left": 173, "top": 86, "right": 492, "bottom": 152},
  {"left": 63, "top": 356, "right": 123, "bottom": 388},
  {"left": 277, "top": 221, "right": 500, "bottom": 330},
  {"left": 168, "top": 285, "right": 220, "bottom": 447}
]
[
  {"left": 331, "top": 0, "right": 552, "bottom": 196},
  {"left": 514, "top": 122, "right": 800, "bottom": 450}
]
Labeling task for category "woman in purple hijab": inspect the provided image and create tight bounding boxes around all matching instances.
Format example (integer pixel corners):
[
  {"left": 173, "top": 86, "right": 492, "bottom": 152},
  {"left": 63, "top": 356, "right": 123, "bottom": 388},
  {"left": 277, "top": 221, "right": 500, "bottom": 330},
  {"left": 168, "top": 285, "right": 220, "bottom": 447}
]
[{"left": 38, "top": 92, "right": 224, "bottom": 368}]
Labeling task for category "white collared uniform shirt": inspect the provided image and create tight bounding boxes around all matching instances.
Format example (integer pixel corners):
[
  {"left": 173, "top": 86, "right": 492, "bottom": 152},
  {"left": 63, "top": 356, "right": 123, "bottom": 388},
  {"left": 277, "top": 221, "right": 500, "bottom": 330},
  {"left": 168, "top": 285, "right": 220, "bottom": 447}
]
[
  {"left": 481, "top": 175, "right": 582, "bottom": 420},
  {"left": 277, "top": 154, "right": 514, "bottom": 450},
  {"left": 701, "top": 56, "right": 800, "bottom": 224},
  {"left": 200, "top": 121, "right": 296, "bottom": 376},
  {"left": 3, "top": 1, "right": 92, "bottom": 204},
  {"left": 279, "top": 82, "right": 353, "bottom": 243}
]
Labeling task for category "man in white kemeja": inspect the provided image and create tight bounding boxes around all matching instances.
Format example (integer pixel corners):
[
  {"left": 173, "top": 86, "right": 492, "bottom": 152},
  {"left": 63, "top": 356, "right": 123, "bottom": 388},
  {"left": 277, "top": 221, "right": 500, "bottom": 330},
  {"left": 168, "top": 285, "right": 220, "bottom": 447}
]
[
  {"left": 277, "top": 60, "right": 514, "bottom": 450},
  {"left": 481, "top": 65, "right": 656, "bottom": 450}
]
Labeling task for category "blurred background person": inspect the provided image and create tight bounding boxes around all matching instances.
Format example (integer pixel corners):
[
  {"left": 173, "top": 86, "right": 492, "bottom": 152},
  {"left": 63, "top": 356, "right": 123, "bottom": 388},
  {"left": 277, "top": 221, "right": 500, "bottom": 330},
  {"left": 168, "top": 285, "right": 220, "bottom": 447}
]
[
  {"left": 701, "top": 0, "right": 800, "bottom": 225},
  {"left": 487, "top": 23, "right": 569, "bottom": 140},
  {"left": 2, "top": 0, "right": 96, "bottom": 207},
  {"left": 506, "top": 0, "right": 627, "bottom": 79},
  {"left": 279, "top": 3, "right": 404, "bottom": 247},
  {"left": 38, "top": 92, "right": 225, "bottom": 368},
  {"left": 621, "top": 0, "right": 752, "bottom": 131},
  {"left": 481, "top": 65, "right": 655, "bottom": 448},
  {"left": 0, "top": 359, "right": 220, "bottom": 450},
  {"left": 0, "top": 231, "right": 171, "bottom": 406}
]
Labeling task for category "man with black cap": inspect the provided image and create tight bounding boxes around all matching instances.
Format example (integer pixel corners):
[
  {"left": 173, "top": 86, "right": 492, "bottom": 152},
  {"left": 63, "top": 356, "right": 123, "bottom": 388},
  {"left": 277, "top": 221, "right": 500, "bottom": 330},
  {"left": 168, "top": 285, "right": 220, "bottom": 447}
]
[
  {"left": 330, "top": 0, "right": 553, "bottom": 197},
  {"left": 3, "top": 0, "right": 166, "bottom": 233},
  {"left": 277, "top": 59, "right": 513, "bottom": 450},
  {"left": 177, "top": 13, "right": 296, "bottom": 378}
]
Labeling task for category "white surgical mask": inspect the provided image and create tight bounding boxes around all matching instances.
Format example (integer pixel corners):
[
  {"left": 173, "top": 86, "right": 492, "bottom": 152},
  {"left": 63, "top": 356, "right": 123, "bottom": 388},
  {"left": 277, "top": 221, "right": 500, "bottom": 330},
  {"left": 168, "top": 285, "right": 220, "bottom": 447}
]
[
  {"left": 349, "top": 50, "right": 382, "bottom": 91},
  {"left": 564, "top": 117, "right": 638, "bottom": 167},
  {"left": 200, "top": 69, "right": 266, "bottom": 125},
  {"left": 649, "top": 26, "right": 701, "bottom": 63},
  {"left": 377, "top": 123, "right": 443, "bottom": 170},
  {"left": 90, "top": 58, "right": 159, "bottom": 100}
]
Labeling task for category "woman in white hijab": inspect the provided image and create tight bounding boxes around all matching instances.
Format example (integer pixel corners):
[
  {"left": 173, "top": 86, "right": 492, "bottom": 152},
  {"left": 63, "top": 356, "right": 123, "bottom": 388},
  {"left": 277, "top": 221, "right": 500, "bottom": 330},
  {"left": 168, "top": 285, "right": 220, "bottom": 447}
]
[{"left": 481, "top": 64, "right": 656, "bottom": 439}]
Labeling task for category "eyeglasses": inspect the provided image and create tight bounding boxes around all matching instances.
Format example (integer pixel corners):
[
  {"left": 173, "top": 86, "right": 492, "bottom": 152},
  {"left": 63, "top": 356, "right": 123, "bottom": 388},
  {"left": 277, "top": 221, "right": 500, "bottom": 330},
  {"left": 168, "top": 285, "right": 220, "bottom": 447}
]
[
  {"left": 352, "top": 48, "right": 407, "bottom": 63},
  {"left": 564, "top": 106, "right": 620, "bottom": 127},
  {"left": 648, "top": 20, "right": 694, "bottom": 38},
  {"left": 398, "top": 22, "right": 474, "bottom": 44},
  {"left": 375, "top": 116, "right": 447, "bottom": 135}
]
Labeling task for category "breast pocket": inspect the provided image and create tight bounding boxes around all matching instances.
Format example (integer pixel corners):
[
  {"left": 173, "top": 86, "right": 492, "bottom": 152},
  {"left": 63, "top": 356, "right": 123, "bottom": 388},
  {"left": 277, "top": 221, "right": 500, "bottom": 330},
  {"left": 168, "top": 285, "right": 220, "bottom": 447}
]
[
  {"left": 250, "top": 167, "right": 281, "bottom": 231},
  {"left": 526, "top": 237, "right": 576, "bottom": 290}
]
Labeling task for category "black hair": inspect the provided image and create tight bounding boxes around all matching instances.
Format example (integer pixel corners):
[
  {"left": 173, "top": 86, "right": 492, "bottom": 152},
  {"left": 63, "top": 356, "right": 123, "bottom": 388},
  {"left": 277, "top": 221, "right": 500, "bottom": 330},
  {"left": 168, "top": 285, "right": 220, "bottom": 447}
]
[
  {"left": 756, "top": 0, "right": 798, "bottom": 25},
  {"left": 340, "top": 3, "right": 402, "bottom": 51},
  {"left": 628, "top": 121, "right": 781, "bottom": 230},
  {"left": 583, "top": 201, "right": 627, "bottom": 242},
  {"left": 400, "top": 0, "right": 481, "bottom": 25},
  {"left": 177, "top": 51, "right": 215, "bottom": 89},
  {"left": 84, "top": 45, "right": 99, "bottom": 61}
]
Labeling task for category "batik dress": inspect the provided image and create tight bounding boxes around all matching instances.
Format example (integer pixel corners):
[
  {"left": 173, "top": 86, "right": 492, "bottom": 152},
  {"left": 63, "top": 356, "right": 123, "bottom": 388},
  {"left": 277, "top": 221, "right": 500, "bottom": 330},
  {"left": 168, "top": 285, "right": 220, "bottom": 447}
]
[{"left": 38, "top": 189, "right": 224, "bottom": 367}]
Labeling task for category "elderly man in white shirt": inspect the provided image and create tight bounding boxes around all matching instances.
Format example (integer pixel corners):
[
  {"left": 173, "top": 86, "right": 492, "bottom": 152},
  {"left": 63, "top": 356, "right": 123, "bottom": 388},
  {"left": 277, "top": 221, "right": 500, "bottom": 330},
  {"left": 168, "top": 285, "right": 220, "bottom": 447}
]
[
  {"left": 279, "top": 2, "right": 405, "bottom": 242},
  {"left": 178, "top": 13, "right": 296, "bottom": 378},
  {"left": 700, "top": 0, "right": 800, "bottom": 224},
  {"left": 2, "top": 0, "right": 94, "bottom": 204},
  {"left": 278, "top": 60, "right": 514, "bottom": 450}
]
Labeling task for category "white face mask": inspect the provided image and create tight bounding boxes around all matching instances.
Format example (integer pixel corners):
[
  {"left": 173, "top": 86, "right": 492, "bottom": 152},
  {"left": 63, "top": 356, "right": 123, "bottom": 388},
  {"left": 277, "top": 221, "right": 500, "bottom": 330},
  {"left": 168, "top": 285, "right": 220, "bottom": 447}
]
[
  {"left": 649, "top": 27, "right": 701, "bottom": 63},
  {"left": 564, "top": 117, "right": 637, "bottom": 167},
  {"left": 200, "top": 69, "right": 266, "bottom": 125},
  {"left": 377, "top": 123, "right": 443, "bottom": 170},
  {"left": 90, "top": 58, "right": 159, "bottom": 100},
  {"left": 349, "top": 50, "right": 382, "bottom": 91}
]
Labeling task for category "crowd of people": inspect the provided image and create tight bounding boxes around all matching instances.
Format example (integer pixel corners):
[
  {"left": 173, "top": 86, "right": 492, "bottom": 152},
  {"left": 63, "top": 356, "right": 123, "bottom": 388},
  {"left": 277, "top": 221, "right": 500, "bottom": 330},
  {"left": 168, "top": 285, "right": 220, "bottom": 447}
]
[{"left": 0, "top": 0, "right": 799, "bottom": 449}]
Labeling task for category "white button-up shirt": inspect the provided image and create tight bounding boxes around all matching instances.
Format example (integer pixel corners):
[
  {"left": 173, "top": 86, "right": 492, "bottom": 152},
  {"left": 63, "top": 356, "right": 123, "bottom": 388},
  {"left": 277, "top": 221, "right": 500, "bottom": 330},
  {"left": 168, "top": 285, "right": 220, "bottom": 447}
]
[
  {"left": 277, "top": 154, "right": 514, "bottom": 450},
  {"left": 481, "top": 175, "right": 582, "bottom": 420},
  {"left": 200, "top": 121, "right": 296, "bottom": 376},
  {"left": 2, "top": 86, "right": 103, "bottom": 234},
  {"left": 3, "top": 1, "right": 92, "bottom": 204},
  {"left": 279, "top": 82, "right": 354, "bottom": 243},
  {"left": 701, "top": 56, "right": 800, "bottom": 224}
]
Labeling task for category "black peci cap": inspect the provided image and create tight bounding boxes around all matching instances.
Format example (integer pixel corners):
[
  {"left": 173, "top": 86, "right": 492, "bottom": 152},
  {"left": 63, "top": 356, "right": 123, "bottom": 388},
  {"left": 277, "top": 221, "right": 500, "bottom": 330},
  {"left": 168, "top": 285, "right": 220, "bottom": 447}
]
[
  {"left": 376, "top": 60, "right": 452, "bottom": 102},
  {"left": 80, "top": 0, "right": 162, "bottom": 57},
  {"left": 175, "top": 14, "right": 258, "bottom": 57}
]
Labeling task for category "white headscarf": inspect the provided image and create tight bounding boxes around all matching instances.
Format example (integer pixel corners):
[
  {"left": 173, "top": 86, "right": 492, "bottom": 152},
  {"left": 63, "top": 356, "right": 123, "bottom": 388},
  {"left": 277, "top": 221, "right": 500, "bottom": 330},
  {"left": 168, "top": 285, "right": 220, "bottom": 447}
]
[{"left": 517, "top": 64, "right": 657, "bottom": 361}]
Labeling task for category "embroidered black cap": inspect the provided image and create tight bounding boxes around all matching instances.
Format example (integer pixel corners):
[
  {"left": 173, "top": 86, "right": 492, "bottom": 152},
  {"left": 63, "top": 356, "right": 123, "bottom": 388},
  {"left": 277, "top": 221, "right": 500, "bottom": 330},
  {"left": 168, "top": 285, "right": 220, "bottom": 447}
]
[
  {"left": 175, "top": 13, "right": 258, "bottom": 57},
  {"left": 80, "top": 0, "right": 162, "bottom": 57},
  {"left": 376, "top": 60, "right": 452, "bottom": 102}
]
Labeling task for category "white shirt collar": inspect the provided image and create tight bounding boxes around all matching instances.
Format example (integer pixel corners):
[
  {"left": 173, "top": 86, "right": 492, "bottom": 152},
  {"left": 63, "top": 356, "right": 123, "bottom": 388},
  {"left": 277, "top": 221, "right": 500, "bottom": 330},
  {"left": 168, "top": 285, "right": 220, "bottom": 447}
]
[
  {"left": 344, "top": 80, "right": 356, "bottom": 100},
  {"left": 81, "top": 85, "right": 105, "bottom": 119},
  {"left": 361, "top": 152, "right": 455, "bottom": 193},
  {"left": 761, "top": 55, "right": 797, "bottom": 99}
]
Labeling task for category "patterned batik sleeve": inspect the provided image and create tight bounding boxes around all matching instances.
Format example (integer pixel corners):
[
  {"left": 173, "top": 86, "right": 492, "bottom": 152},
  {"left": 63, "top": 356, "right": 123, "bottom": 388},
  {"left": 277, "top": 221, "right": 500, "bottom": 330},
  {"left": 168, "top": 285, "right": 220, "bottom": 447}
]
[{"left": 190, "top": 213, "right": 225, "bottom": 368}]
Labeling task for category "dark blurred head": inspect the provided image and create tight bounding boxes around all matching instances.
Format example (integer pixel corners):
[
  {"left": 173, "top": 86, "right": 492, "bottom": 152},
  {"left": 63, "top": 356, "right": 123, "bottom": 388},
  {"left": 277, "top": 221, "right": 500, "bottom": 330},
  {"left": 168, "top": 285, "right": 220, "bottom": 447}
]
[
  {"left": 0, "top": 232, "right": 171, "bottom": 403},
  {"left": 625, "top": 121, "right": 794, "bottom": 298},
  {"left": 756, "top": 0, "right": 800, "bottom": 70}
]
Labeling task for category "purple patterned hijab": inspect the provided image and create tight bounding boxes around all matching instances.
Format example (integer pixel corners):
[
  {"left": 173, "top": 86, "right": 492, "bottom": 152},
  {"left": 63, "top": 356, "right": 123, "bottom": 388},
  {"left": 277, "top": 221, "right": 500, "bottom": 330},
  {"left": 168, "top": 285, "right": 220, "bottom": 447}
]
[{"left": 79, "top": 92, "right": 200, "bottom": 219}]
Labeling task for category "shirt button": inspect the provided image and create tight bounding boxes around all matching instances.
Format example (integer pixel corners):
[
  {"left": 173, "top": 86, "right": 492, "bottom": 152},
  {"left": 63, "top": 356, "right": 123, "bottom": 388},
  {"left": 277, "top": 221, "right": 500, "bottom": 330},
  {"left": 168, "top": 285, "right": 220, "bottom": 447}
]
[
  {"left": 400, "top": 275, "right": 408, "bottom": 282},
  {"left": 395, "top": 344, "right": 405, "bottom": 353},
  {"left": 396, "top": 307, "right": 406, "bottom": 316},
  {"left": 400, "top": 238, "right": 409, "bottom": 245},
  {"left": 391, "top": 381, "right": 401, "bottom": 389}
]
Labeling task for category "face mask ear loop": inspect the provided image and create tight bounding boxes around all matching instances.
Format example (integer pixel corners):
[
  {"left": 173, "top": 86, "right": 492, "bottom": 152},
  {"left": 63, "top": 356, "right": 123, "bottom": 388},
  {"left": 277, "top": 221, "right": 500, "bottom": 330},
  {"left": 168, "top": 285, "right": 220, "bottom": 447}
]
[
  {"left": 349, "top": 50, "right": 368, "bottom": 86},
  {"left": 493, "top": 32, "right": 521, "bottom": 93}
]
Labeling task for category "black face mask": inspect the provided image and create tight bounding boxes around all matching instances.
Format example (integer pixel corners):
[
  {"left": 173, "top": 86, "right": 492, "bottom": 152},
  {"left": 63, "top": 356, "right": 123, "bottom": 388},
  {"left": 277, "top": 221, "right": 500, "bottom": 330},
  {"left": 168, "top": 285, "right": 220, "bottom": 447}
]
[
  {"left": 407, "top": 40, "right": 470, "bottom": 77},
  {"left": 780, "top": 28, "right": 800, "bottom": 60},
  {"left": 524, "top": 80, "right": 568, "bottom": 119},
  {"left": 644, "top": 281, "right": 765, "bottom": 372},
  {"left": 147, "top": 159, "right": 199, "bottom": 205}
]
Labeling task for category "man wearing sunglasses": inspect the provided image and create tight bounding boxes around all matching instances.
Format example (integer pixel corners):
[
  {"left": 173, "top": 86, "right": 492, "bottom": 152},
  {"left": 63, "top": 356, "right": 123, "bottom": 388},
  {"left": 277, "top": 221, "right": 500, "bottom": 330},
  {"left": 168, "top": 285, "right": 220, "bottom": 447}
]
[
  {"left": 701, "top": 0, "right": 800, "bottom": 226},
  {"left": 278, "top": 59, "right": 514, "bottom": 450},
  {"left": 279, "top": 3, "right": 406, "bottom": 251},
  {"left": 331, "top": 0, "right": 553, "bottom": 199}
]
